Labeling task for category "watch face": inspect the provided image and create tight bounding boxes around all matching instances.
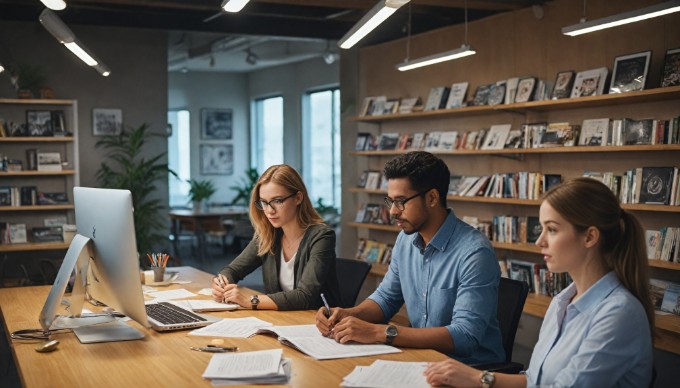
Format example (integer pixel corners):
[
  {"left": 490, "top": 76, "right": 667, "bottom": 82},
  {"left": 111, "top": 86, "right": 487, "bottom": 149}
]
[
  {"left": 251, "top": 295, "right": 259, "bottom": 304},
  {"left": 386, "top": 325, "right": 398, "bottom": 336}
]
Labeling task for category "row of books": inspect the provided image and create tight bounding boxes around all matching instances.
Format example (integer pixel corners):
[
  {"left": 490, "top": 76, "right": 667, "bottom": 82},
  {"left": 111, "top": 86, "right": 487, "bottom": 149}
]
[
  {"left": 587, "top": 166, "right": 680, "bottom": 206},
  {"left": 359, "top": 51, "right": 680, "bottom": 117},
  {"left": 646, "top": 227, "right": 680, "bottom": 263},
  {"left": 500, "top": 259, "right": 573, "bottom": 297},
  {"left": 492, "top": 216, "right": 541, "bottom": 245},
  {"left": 354, "top": 116, "right": 680, "bottom": 153},
  {"left": 355, "top": 238, "right": 393, "bottom": 265},
  {"left": 650, "top": 279, "right": 680, "bottom": 316},
  {"left": 450, "top": 173, "right": 562, "bottom": 200},
  {"left": 0, "top": 186, "right": 69, "bottom": 206},
  {"left": 0, "top": 223, "right": 64, "bottom": 244},
  {"left": 357, "top": 170, "right": 388, "bottom": 191},
  {"left": 0, "top": 110, "right": 68, "bottom": 137},
  {"left": 354, "top": 203, "right": 393, "bottom": 226}
]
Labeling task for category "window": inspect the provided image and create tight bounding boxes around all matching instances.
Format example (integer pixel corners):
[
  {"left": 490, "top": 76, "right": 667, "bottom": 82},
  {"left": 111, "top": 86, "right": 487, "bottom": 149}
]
[
  {"left": 167, "top": 110, "right": 191, "bottom": 207},
  {"left": 303, "top": 88, "right": 341, "bottom": 211},
  {"left": 251, "top": 96, "right": 284, "bottom": 173}
]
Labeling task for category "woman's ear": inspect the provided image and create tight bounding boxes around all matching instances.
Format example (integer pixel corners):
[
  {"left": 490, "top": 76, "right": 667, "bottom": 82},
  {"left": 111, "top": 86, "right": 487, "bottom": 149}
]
[{"left": 584, "top": 226, "right": 600, "bottom": 248}]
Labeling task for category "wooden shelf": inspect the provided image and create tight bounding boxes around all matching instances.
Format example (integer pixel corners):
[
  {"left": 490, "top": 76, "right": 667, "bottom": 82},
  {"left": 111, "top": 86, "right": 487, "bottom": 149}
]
[
  {"left": 351, "top": 85, "right": 680, "bottom": 123},
  {"left": 369, "top": 263, "right": 388, "bottom": 277},
  {"left": 0, "top": 137, "right": 74, "bottom": 143},
  {"left": 347, "top": 222, "right": 400, "bottom": 232},
  {"left": 0, "top": 169, "right": 76, "bottom": 176},
  {"left": 352, "top": 144, "right": 680, "bottom": 156},
  {"left": 0, "top": 98, "right": 75, "bottom": 105},
  {"left": 0, "top": 241, "right": 70, "bottom": 252},
  {"left": 493, "top": 241, "right": 541, "bottom": 254},
  {"left": 649, "top": 260, "right": 680, "bottom": 270},
  {"left": 0, "top": 204, "right": 73, "bottom": 211}
]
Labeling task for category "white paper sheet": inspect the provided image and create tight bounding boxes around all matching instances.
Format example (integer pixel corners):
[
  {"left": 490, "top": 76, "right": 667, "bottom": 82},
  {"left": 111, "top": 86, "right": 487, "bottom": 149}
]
[
  {"left": 342, "top": 360, "right": 429, "bottom": 388},
  {"left": 143, "top": 288, "right": 196, "bottom": 300},
  {"left": 202, "top": 349, "right": 282, "bottom": 379},
  {"left": 189, "top": 317, "right": 273, "bottom": 338}
]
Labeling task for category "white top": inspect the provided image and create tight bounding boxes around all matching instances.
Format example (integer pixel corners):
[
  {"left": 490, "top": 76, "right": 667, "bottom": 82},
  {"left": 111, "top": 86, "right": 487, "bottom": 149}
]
[{"left": 278, "top": 249, "right": 297, "bottom": 292}]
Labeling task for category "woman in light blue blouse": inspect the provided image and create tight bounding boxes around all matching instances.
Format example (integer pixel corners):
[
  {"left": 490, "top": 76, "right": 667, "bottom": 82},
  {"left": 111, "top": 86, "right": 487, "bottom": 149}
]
[{"left": 424, "top": 177, "right": 654, "bottom": 388}]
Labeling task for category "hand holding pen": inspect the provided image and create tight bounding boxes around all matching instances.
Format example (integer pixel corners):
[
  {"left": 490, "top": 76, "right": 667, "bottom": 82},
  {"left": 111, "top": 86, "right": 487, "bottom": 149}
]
[
  {"left": 212, "top": 273, "right": 231, "bottom": 303},
  {"left": 316, "top": 293, "right": 341, "bottom": 337}
]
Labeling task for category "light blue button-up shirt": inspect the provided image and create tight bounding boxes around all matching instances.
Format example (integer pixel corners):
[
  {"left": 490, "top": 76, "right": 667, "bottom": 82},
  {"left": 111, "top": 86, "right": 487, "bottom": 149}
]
[
  {"left": 368, "top": 210, "right": 504, "bottom": 364},
  {"left": 525, "top": 271, "right": 652, "bottom": 387}
]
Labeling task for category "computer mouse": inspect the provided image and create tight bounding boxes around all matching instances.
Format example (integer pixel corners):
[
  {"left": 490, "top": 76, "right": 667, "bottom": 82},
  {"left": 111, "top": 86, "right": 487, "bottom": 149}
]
[{"left": 35, "top": 339, "right": 59, "bottom": 353}]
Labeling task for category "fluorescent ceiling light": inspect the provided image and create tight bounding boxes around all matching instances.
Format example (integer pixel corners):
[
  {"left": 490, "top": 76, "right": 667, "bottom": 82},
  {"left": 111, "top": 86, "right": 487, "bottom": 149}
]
[
  {"left": 221, "top": 0, "right": 250, "bottom": 13},
  {"left": 562, "top": 0, "right": 680, "bottom": 36},
  {"left": 40, "top": 0, "right": 66, "bottom": 11},
  {"left": 338, "top": 0, "right": 410, "bottom": 49},
  {"left": 0, "top": 64, "right": 4, "bottom": 74},
  {"left": 396, "top": 44, "right": 476, "bottom": 71},
  {"left": 39, "top": 9, "right": 110, "bottom": 76}
]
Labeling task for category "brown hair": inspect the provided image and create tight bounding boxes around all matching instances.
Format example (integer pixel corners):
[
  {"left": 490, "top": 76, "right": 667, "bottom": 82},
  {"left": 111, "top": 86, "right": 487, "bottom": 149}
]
[
  {"left": 543, "top": 177, "right": 655, "bottom": 335},
  {"left": 249, "top": 164, "right": 324, "bottom": 256}
]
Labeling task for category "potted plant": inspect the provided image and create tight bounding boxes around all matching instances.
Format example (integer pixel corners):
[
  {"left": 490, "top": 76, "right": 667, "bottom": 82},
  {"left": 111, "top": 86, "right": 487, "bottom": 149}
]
[
  {"left": 95, "top": 123, "right": 173, "bottom": 258},
  {"left": 187, "top": 178, "right": 217, "bottom": 212},
  {"left": 11, "top": 64, "right": 47, "bottom": 99}
]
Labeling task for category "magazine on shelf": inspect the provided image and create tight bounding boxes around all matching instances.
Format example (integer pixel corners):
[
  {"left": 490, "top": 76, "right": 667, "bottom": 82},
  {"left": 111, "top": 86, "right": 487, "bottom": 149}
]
[
  {"left": 537, "top": 123, "right": 579, "bottom": 147},
  {"left": 424, "top": 86, "right": 450, "bottom": 111},
  {"left": 579, "top": 118, "right": 610, "bottom": 146},
  {"left": 377, "top": 133, "right": 400, "bottom": 150},
  {"left": 505, "top": 77, "right": 519, "bottom": 104},
  {"left": 438, "top": 131, "right": 459, "bottom": 151},
  {"left": 480, "top": 124, "right": 512, "bottom": 150},
  {"left": 570, "top": 67, "right": 609, "bottom": 98},
  {"left": 622, "top": 118, "right": 654, "bottom": 145},
  {"left": 445, "top": 82, "right": 469, "bottom": 109},
  {"left": 638, "top": 167, "right": 676, "bottom": 205},
  {"left": 398, "top": 97, "right": 421, "bottom": 114},
  {"left": 471, "top": 84, "right": 492, "bottom": 106},
  {"left": 368, "top": 96, "right": 387, "bottom": 116}
]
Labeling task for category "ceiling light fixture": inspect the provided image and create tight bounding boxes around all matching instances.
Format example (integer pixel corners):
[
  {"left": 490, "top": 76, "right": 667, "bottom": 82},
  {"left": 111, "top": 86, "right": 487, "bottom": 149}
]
[
  {"left": 40, "top": 0, "right": 66, "bottom": 11},
  {"left": 562, "top": 0, "right": 680, "bottom": 36},
  {"left": 39, "top": 9, "right": 111, "bottom": 76},
  {"left": 396, "top": 0, "right": 476, "bottom": 71},
  {"left": 245, "top": 49, "right": 257, "bottom": 65},
  {"left": 338, "top": 0, "right": 410, "bottom": 49},
  {"left": 221, "top": 0, "right": 250, "bottom": 13},
  {"left": 0, "top": 63, "right": 5, "bottom": 74}
]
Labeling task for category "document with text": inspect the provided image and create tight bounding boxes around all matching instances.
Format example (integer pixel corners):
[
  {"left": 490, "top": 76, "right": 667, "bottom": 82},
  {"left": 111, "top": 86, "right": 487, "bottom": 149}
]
[
  {"left": 202, "top": 348, "right": 291, "bottom": 385},
  {"left": 189, "top": 317, "right": 273, "bottom": 338},
  {"left": 342, "top": 360, "right": 429, "bottom": 388},
  {"left": 257, "top": 324, "right": 401, "bottom": 360}
]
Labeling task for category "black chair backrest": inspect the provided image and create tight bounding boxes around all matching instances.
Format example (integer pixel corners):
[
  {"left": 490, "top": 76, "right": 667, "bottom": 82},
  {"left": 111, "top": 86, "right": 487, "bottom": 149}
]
[
  {"left": 335, "top": 258, "right": 372, "bottom": 308},
  {"left": 497, "top": 277, "right": 530, "bottom": 362}
]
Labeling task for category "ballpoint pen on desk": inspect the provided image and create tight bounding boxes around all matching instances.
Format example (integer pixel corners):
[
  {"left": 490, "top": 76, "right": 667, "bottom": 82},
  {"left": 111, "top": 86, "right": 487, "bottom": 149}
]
[{"left": 190, "top": 345, "right": 238, "bottom": 353}]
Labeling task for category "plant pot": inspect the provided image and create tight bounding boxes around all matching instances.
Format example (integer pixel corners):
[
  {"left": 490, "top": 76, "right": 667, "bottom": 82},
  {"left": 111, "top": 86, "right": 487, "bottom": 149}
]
[
  {"left": 17, "top": 89, "right": 33, "bottom": 99},
  {"left": 193, "top": 200, "right": 208, "bottom": 212}
]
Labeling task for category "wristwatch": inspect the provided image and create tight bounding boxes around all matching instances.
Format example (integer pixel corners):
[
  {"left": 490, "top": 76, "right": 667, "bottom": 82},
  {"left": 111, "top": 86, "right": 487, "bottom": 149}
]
[
  {"left": 250, "top": 295, "right": 260, "bottom": 310},
  {"left": 385, "top": 324, "right": 398, "bottom": 345},
  {"left": 480, "top": 370, "right": 495, "bottom": 388}
]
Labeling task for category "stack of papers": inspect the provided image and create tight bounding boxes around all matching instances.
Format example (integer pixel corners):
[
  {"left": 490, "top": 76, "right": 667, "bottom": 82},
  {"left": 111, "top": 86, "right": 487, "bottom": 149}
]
[
  {"left": 189, "top": 317, "right": 273, "bottom": 338},
  {"left": 203, "top": 349, "right": 291, "bottom": 386},
  {"left": 257, "top": 324, "right": 401, "bottom": 360},
  {"left": 169, "top": 299, "right": 240, "bottom": 312},
  {"left": 342, "top": 360, "right": 429, "bottom": 388}
]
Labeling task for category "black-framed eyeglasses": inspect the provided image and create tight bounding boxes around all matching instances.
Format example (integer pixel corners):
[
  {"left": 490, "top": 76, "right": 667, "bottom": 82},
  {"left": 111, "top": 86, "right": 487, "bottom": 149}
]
[
  {"left": 384, "top": 190, "right": 430, "bottom": 211},
  {"left": 255, "top": 192, "right": 298, "bottom": 211}
]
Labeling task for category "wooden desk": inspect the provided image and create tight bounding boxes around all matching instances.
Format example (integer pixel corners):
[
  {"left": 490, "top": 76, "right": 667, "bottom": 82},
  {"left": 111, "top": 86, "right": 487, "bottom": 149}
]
[
  {"left": 169, "top": 207, "right": 248, "bottom": 263},
  {"left": 0, "top": 266, "right": 448, "bottom": 387}
]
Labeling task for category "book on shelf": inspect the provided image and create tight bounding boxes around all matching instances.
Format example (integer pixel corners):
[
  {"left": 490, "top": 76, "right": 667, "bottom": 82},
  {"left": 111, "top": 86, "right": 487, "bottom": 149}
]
[
  {"left": 503, "top": 129, "right": 524, "bottom": 149},
  {"left": 646, "top": 230, "right": 662, "bottom": 260},
  {"left": 526, "top": 216, "right": 541, "bottom": 243},
  {"left": 0, "top": 186, "right": 13, "bottom": 206},
  {"left": 26, "top": 110, "right": 54, "bottom": 136},
  {"left": 396, "top": 133, "right": 412, "bottom": 150},
  {"left": 409, "top": 132, "right": 427, "bottom": 150},
  {"left": 20, "top": 186, "right": 37, "bottom": 206},
  {"left": 456, "top": 176, "right": 482, "bottom": 197},
  {"left": 448, "top": 175, "right": 464, "bottom": 195},
  {"left": 379, "top": 174, "right": 388, "bottom": 191},
  {"left": 622, "top": 118, "right": 654, "bottom": 145},
  {"left": 37, "top": 192, "right": 69, "bottom": 205},
  {"left": 542, "top": 174, "right": 562, "bottom": 193},
  {"left": 660, "top": 283, "right": 680, "bottom": 316},
  {"left": 362, "top": 204, "right": 381, "bottom": 224},
  {"left": 551, "top": 70, "right": 575, "bottom": 100},
  {"left": 570, "top": 67, "right": 609, "bottom": 98},
  {"left": 377, "top": 132, "right": 400, "bottom": 150},
  {"left": 656, "top": 227, "right": 680, "bottom": 263},
  {"left": 537, "top": 122, "right": 579, "bottom": 147},
  {"left": 579, "top": 118, "right": 610, "bottom": 146},
  {"left": 357, "top": 170, "right": 369, "bottom": 188},
  {"left": 423, "top": 131, "right": 441, "bottom": 151},
  {"left": 30, "top": 226, "right": 64, "bottom": 243},
  {"left": 638, "top": 167, "right": 676, "bottom": 205},
  {"left": 465, "top": 176, "right": 491, "bottom": 197},
  {"left": 438, "top": 131, "right": 459, "bottom": 151},
  {"left": 359, "top": 97, "right": 375, "bottom": 116},
  {"left": 505, "top": 77, "right": 519, "bottom": 104},
  {"left": 354, "top": 132, "right": 372, "bottom": 151},
  {"left": 382, "top": 99, "right": 399, "bottom": 115},
  {"left": 480, "top": 124, "right": 512, "bottom": 150},
  {"left": 364, "top": 171, "right": 381, "bottom": 190},
  {"left": 37, "top": 152, "right": 62, "bottom": 171},
  {"left": 8, "top": 223, "right": 27, "bottom": 244},
  {"left": 650, "top": 279, "right": 671, "bottom": 310},
  {"left": 424, "top": 86, "right": 450, "bottom": 111},
  {"left": 445, "top": 82, "right": 469, "bottom": 109},
  {"left": 43, "top": 216, "right": 68, "bottom": 227},
  {"left": 461, "top": 130, "right": 480, "bottom": 150},
  {"left": 487, "top": 82, "right": 506, "bottom": 105},
  {"left": 398, "top": 97, "right": 420, "bottom": 114},
  {"left": 51, "top": 110, "right": 67, "bottom": 136},
  {"left": 25, "top": 148, "right": 38, "bottom": 170},
  {"left": 361, "top": 240, "right": 386, "bottom": 264},
  {"left": 382, "top": 244, "right": 394, "bottom": 265},
  {"left": 368, "top": 96, "right": 387, "bottom": 116}
]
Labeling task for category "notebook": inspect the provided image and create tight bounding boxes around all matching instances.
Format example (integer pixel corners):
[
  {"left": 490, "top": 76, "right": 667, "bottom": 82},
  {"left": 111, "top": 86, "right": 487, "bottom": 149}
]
[{"left": 145, "top": 301, "right": 221, "bottom": 331}]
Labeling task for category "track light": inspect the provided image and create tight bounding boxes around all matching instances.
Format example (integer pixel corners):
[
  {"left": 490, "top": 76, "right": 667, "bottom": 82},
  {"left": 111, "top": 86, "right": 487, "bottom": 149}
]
[
  {"left": 39, "top": 9, "right": 111, "bottom": 76},
  {"left": 396, "top": 44, "right": 476, "bottom": 71},
  {"left": 40, "top": 0, "right": 66, "bottom": 11},
  {"left": 245, "top": 49, "right": 257, "bottom": 65},
  {"left": 221, "top": 0, "right": 250, "bottom": 13},
  {"left": 562, "top": 0, "right": 680, "bottom": 36},
  {"left": 338, "top": 0, "right": 410, "bottom": 49}
]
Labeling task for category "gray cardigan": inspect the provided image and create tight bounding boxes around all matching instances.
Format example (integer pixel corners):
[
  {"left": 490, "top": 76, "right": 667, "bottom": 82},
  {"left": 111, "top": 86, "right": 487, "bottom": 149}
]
[{"left": 219, "top": 223, "right": 340, "bottom": 310}]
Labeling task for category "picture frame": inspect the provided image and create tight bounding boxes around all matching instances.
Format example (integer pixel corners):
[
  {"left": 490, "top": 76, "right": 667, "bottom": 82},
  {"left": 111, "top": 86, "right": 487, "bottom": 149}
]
[
  {"left": 92, "top": 108, "right": 123, "bottom": 136},
  {"left": 661, "top": 47, "right": 680, "bottom": 87},
  {"left": 609, "top": 51, "right": 651, "bottom": 93},
  {"left": 487, "top": 83, "right": 506, "bottom": 106},
  {"left": 551, "top": 70, "right": 575, "bottom": 100},
  {"left": 571, "top": 67, "right": 608, "bottom": 98},
  {"left": 26, "top": 110, "right": 53, "bottom": 136},
  {"left": 199, "top": 144, "right": 233, "bottom": 175},
  {"left": 200, "top": 108, "right": 233, "bottom": 140},
  {"left": 514, "top": 77, "right": 536, "bottom": 103}
]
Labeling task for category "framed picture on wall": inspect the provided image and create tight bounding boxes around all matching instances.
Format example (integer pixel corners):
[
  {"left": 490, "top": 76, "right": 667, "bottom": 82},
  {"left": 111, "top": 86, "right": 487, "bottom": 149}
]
[
  {"left": 661, "top": 47, "right": 680, "bottom": 87},
  {"left": 201, "top": 108, "right": 232, "bottom": 140},
  {"left": 200, "top": 144, "right": 233, "bottom": 175},
  {"left": 92, "top": 108, "right": 123, "bottom": 136},
  {"left": 609, "top": 50, "right": 651, "bottom": 94}
]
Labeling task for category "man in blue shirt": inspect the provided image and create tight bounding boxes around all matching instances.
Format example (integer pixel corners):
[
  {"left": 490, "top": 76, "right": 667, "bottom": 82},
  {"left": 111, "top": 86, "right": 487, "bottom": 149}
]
[{"left": 316, "top": 151, "right": 504, "bottom": 364}]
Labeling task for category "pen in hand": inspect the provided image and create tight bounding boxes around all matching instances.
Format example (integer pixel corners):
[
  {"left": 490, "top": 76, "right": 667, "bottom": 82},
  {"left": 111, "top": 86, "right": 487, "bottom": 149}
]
[
  {"left": 320, "top": 293, "right": 331, "bottom": 318},
  {"left": 217, "top": 273, "right": 229, "bottom": 303}
]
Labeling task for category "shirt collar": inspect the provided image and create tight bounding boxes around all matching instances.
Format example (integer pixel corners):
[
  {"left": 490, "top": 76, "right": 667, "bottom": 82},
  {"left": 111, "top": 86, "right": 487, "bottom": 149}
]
[
  {"left": 560, "top": 271, "right": 621, "bottom": 313},
  {"left": 411, "top": 209, "right": 457, "bottom": 252}
]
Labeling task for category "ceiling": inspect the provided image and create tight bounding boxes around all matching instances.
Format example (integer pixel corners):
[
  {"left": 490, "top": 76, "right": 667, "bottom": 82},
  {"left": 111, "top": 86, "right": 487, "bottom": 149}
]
[{"left": 0, "top": 0, "right": 542, "bottom": 73}]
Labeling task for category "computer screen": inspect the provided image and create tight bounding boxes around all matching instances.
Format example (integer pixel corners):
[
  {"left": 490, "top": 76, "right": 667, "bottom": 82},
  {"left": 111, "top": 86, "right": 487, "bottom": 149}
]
[{"left": 39, "top": 187, "right": 150, "bottom": 336}]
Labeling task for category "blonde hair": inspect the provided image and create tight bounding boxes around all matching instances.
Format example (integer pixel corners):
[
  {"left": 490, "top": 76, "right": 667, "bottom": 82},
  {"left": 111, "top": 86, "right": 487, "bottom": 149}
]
[
  {"left": 249, "top": 164, "right": 324, "bottom": 256},
  {"left": 543, "top": 177, "right": 655, "bottom": 335}
]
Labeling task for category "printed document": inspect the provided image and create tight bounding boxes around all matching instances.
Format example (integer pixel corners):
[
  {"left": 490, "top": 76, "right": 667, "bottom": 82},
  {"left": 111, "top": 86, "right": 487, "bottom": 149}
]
[
  {"left": 202, "top": 349, "right": 290, "bottom": 385},
  {"left": 189, "top": 317, "right": 272, "bottom": 338},
  {"left": 342, "top": 360, "right": 429, "bottom": 388}
]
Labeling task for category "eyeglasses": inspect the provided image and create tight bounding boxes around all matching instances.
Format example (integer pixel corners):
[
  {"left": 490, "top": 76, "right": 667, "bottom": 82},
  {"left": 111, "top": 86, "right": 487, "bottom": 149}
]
[
  {"left": 255, "top": 192, "right": 298, "bottom": 211},
  {"left": 384, "top": 190, "right": 429, "bottom": 211}
]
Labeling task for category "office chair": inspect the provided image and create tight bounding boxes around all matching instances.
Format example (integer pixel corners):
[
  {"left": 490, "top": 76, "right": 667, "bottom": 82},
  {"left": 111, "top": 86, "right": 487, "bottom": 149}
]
[
  {"left": 472, "top": 277, "right": 529, "bottom": 374},
  {"left": 335, "top": 258, "right": 372, "bottom": 308}
]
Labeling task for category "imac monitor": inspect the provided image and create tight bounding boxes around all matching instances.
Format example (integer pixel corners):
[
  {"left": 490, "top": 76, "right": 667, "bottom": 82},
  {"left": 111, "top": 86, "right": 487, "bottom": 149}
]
[{"left": 39, "top": 187, "right": 150, "bottom": 339}]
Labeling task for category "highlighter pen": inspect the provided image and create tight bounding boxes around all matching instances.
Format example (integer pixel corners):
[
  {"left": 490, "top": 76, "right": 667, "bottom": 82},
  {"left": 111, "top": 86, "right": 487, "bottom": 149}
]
[{"left": 320, "top": 293, "right": 331, "bottom": 318}]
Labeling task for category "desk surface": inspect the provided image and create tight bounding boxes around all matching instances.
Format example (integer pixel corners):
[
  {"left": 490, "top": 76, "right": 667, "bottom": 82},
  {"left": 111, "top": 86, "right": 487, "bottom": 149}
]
[
  {"left": 169, "top": 207, "right": 248, "bottom": 219},
  {"left": 0, "top": 266, "right": 448, "bottom": 388}
]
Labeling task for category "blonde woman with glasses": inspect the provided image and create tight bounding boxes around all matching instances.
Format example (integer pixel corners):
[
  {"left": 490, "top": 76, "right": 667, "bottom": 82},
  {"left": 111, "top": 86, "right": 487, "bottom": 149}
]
[{"left": 211, "top": 164, "right": 340, "bottom": 310}]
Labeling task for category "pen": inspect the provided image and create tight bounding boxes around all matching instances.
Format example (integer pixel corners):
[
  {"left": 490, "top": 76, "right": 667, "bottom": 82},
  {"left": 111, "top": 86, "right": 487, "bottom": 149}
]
[
  {"left": 320, "top": 293, "right": 331, "bottom": 318},
  {"left": 217, "top": 273, "right": 228, "bottom": 303},
  {"left": 190, "top": 346, "right": 238, "bottom": 353}
]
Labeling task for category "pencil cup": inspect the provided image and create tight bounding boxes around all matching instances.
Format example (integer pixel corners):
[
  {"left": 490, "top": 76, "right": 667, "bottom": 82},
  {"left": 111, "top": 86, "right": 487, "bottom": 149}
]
[{"left": 152, "top": 266, "right": 165, "bottom": 282}]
